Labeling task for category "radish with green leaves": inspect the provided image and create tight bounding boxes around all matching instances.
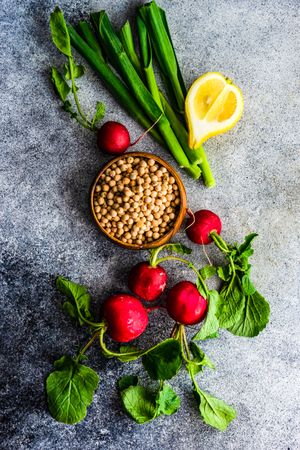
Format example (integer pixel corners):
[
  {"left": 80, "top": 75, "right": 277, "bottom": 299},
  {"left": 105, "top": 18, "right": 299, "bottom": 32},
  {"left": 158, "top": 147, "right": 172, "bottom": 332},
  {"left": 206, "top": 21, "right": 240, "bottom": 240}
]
[
  {"left": 186, "top": 209, "right": 222, "bottom": 244},
  {"left": 102, "top": 294, "right": 148, "bottom": 342},
  {"left": 128, "top": 243, "right": 192, "bottom": 301},
  {"left": 128, "top": 262, "right": 167, "bottom": 301},
  {"left": 97, "top": 121, "right": 130, "bottom": 154},
  {"left": 166, "top": 281, "right": 207, "bottom": 325}
]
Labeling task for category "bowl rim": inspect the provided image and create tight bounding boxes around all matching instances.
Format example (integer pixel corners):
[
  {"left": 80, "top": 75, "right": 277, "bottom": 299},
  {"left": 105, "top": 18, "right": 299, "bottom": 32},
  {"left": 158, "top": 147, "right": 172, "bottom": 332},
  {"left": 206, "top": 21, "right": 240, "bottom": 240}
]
[{"left": 90, "top": 152, "right": 187, "bottom": 250}]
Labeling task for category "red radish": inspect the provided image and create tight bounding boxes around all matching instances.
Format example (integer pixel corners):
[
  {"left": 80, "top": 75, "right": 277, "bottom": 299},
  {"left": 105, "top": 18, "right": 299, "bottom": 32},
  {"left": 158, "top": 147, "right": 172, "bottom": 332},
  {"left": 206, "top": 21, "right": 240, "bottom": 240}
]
[
  {"left": 186, "top": 209, "right": 222, "bottom": 245},
  {"left": 128, "top": 262, "right": 167, "bottom": 302},
  {"left": 97, "top": 121, "right": 130, "bottom": 155},
  {"left": 166, "top": 281, "right": 207, "bottom": 325},
  {"left": 102, "top": 294, "right": 148, "bottom": 342}
]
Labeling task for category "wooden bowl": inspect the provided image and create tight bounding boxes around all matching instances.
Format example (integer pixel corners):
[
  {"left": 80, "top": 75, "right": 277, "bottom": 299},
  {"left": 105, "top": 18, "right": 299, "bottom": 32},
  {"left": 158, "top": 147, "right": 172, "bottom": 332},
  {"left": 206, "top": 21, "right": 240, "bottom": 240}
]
[{"left": 90, "top": 152, "right": 187, "bottom": 250}]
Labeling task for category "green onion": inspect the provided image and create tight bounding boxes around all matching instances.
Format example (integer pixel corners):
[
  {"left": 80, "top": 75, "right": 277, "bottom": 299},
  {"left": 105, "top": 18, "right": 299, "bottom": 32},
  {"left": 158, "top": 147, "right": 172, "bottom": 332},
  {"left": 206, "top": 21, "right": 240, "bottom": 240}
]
[
  {"left": 77, "top": 21, "right": 103, "bottom": 58},
  {"left": 67, "top": 25, "right": 163, "bottom": 145},
  {"left": 136, "top": 15, "right": 162, "bottom": 109},
  {"left": 119, "top": 21, "right": 143, "bottom": 76},
  {"left": 95, "top": 11, "right": 201, "bottom": 179},
  {"left": 138, "top": 1, "right": 186, "bottom": 113}
]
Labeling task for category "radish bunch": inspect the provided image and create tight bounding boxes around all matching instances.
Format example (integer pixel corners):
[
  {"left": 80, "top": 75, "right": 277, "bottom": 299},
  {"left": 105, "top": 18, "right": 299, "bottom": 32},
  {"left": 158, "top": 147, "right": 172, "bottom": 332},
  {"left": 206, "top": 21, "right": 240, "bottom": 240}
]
[{"left": 46, "top": 209, "right": 270, "bottom": 431}]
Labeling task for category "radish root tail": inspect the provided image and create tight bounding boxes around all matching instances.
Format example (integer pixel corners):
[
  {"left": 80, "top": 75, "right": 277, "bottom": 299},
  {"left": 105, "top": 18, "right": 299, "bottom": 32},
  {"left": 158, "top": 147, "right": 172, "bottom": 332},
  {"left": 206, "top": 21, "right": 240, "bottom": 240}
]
[
  {"left": 184, "top": 208, "right": 195, "bottom": 231},
  {"left": 130, "top": 113, "right": 163, "bottom": 147}
]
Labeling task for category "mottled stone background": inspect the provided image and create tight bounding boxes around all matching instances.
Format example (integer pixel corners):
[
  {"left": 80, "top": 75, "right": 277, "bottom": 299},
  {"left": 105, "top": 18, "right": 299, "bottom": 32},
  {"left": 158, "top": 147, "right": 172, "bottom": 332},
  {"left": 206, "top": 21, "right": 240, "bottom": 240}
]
[{"left": 0, "top": 0, "right": 299, "bottom": 449}]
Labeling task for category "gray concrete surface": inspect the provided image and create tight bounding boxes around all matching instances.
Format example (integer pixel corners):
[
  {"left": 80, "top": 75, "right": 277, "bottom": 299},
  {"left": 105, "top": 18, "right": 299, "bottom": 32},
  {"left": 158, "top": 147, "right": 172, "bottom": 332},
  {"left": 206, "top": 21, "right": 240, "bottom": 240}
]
[{"left": 1, "top": 0, "right": 299, "bottom": 449}]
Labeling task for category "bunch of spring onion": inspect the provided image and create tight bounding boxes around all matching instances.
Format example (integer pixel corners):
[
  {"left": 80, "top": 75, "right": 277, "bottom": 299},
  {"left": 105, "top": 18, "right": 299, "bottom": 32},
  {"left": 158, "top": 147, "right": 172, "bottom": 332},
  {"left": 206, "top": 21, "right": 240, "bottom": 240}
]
[{"left": 51, "top": 2, "right": 215, "bottom": 187}]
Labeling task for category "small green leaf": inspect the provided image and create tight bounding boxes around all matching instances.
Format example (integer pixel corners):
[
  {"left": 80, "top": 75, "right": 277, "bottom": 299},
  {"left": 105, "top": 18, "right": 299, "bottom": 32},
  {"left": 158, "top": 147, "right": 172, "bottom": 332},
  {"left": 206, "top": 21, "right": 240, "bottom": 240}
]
[
  {"left": 194, "top": 386, "right": 236, "bottom": 431},
  {"left": 241, "top": 274, "right": 256, "bottom": 295},
  {"left": 217, "top": 278, "right": 245, "bottom": 329},
  {"left": 91, "top": 101, "right": 106, "bottom": 126},
  {"left": 118, "top": 375, "right": 139, "bottom": 391},
  {"left": 163, "top": 243, "right": 192, "bottom": 255},
  {"left": 64, "top": 60, "right": 85, "bottom": 80},
  {"left": 204, "top": 331, "right": 219, "bottom": 339},
  {"left": 120, "top": 385, "right": 156, "bottom": 424},
  {"left": 193, "top": 290, "right": 220, "bottom": 340},
  {"left": 62, "top": 100, "right": 77, "bottom": 118},
  {"left": 46, "top": 355, "right": 99, "bottom": 424},
  {"left": 199, "top": 265, "right": 217, "bottom": 280},
  {"left": 187, "top": 342, "right": 215, "bottom": 376},
  {"left": 217, "top": 265, "right": 231, "bottom": 281},
  {"left": 117, "top": 345, "right": 143, "bottom": 362},
  {"left": 142, "top": 339, "right": 182, "bottom": 380},
  {"left": 195, "top": 276, "right": 207, "bottom": 299},
  {"left": 51, "top": 67, "right": 70, "bottom": 102},
  {"left": 227, "top": 290, "right": 270, "bottom": 337},
  {"left": 238, "top": 233, "right": 258, "bottom": 256},
  {"left": 50, "top": 7, "right": 72, "bottom": 57},
  {"left": 156, "top": 384, "right": 180, "bottom": 416},
  {"left": 61, "top": 301, "right": 77, "bottom": 320},
  {"left": 56, "top": 276, "right": 94, "bottom": 326}
]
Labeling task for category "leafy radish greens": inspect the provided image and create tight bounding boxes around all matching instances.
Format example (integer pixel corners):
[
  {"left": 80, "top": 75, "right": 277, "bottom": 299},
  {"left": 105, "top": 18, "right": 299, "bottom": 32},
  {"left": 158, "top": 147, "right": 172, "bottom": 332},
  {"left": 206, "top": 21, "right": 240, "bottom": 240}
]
[
  {"left": 45, "top": 231, "right": 269, "bottom": 430},
  {"left": 50, "top": 7, "right": 105, "bottom": 131}
]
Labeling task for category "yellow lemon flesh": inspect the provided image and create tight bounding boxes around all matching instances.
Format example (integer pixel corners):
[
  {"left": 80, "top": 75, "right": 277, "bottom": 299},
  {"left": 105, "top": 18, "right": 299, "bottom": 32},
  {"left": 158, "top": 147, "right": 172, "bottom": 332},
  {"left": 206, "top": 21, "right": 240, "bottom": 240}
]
[{"left": 185, "top": 72, "right": 244, "bottom": 149}]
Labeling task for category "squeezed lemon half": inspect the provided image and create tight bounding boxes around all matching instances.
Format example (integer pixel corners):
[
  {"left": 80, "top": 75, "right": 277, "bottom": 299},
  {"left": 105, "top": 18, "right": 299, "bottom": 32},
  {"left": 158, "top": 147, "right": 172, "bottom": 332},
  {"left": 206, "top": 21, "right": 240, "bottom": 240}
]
[{"left": 185, "top": 72, "right": 244, "bottom": 149}]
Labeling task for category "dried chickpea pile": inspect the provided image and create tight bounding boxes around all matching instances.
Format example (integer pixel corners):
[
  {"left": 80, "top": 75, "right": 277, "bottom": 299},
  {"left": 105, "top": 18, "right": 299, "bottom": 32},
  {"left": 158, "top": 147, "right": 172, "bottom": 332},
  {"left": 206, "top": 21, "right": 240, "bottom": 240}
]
[{"left": 93, "top": 155, "right": 181, "bottom": 245}]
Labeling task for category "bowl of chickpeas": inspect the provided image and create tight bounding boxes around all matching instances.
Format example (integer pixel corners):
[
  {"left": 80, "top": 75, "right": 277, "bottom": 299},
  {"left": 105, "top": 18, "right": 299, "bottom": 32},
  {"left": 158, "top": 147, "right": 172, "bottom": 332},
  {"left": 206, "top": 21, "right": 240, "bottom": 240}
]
[{"left": 90, "top": 152, "right": 187, "bottom": 249}]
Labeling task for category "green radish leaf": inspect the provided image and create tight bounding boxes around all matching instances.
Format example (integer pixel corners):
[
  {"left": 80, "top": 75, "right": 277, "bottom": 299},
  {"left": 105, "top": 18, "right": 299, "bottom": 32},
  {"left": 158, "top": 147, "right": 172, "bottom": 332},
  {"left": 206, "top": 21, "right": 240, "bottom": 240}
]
[
  {"left": 237, "top": 233, "right": 258, "bottom": 257},
  {"left": 56, "top": 276, "right": 94, "bottom": 326},
  {"left": 50, "top": 7, "right": 72, "bottom": 57},
  {"left": 199, "top": 265, "right": 217, "bottom": 280},
  {"left": 217, "top": 265, "right": 231, "bottom": 281},
  {"left": 91, "top": 101, "right": 106, "bottom": 126},
  {"left": 156, "top": 384, "right": 180, "bottom": 416},
  {"left": 117, "top": 345, "right": 143, "bottom": 362},
  {"left": 120, "top": 385, "right": 156, "bottom": 424},
  {"left": 62, "top": 100, "right": 77, "bottom": 119},
  {"left": 241, "top": 274, "right": 256, "bottom": 295},
  {"left": 227, "top": 290, "right": 270, "bottom": 337},
  {"left": 193, "top": 385, "right": 236, "bottom": 431},
  {"left": 51, "top": 67, "right": 70, "bottom": 102},
  {"left": 187, "top": 342, "right": 215, "bottom": 376},
  {"left": 195, "top": 276, "right": 207, "bottom": 299},
  {"left": 46, "top": 355, "right": 99, "bottom": 424},
  {"left": 193, "top": 290, "right": 220, "bottom": 341},
  {"left": 204, "top": 331, "right": 219, "bottom": 339},
  {"left": 63, "top": 60, "right": 85, "bottom": 80},
  {"left": 118, "top": 375, "right": 139, "bottom": 391},
  {"left": 163, "top": 243, "right": 192, "bottom": 255},
  {"left": 142, "top": 339, "right": 182, "bottom": 380},
  {"left": 217, "top": 278, "right": 245, "bottom": 329}
]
